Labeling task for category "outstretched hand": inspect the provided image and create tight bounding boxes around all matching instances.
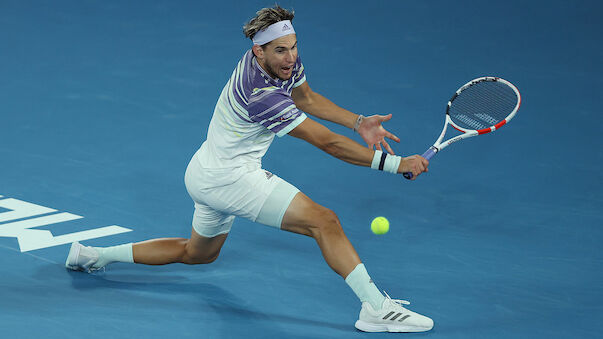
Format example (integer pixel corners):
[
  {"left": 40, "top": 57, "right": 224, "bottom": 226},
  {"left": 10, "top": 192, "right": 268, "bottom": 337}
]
[{"left": 357, "top": 114, "right": 400, "bottom": 154}]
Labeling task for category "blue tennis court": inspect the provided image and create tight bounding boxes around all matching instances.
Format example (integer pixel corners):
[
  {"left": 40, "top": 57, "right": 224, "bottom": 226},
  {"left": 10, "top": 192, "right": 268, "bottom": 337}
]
[{"left": 1, "top": 1, "right": 601, "bottom": 338}]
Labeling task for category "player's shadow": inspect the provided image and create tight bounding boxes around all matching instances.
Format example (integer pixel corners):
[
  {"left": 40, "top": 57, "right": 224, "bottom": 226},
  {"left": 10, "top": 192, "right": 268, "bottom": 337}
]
[{"left": 60, "top": 263, "right": 350, "bottom": 335}]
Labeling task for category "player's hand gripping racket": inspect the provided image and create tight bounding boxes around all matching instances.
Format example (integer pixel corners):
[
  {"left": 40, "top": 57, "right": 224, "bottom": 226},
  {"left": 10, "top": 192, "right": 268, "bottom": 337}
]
[{"left": 403, "top": 76, "right": 521, "bottom": 179}]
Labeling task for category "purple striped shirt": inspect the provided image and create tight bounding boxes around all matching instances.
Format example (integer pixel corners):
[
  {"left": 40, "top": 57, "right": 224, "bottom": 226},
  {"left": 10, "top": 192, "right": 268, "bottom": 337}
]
[{"left": 198, "top": 50, "right": 307, "bottom": 169}]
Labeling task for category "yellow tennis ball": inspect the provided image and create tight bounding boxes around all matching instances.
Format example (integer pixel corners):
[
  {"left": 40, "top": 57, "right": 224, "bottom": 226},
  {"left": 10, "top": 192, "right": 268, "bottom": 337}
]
[{"left": 371, "top": 216, "right": 389, "bottom": 235}]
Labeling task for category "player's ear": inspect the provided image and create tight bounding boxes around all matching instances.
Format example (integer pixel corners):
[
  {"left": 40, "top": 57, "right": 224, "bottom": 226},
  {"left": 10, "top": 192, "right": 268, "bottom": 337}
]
[{"left": 252, "top": 45, "right": 264, "bottom": 59}]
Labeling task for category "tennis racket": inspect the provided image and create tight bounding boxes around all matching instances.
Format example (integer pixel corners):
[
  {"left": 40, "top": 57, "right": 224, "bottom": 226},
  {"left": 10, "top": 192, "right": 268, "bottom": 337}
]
[{"left": 403, "top": 76, "right": 521, "bottom": 179}]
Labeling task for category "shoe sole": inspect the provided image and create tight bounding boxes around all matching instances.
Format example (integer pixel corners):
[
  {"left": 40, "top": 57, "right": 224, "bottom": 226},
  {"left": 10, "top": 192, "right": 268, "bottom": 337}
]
[
  {"left": 355, "top": 320, "right": 433, "bottom": 333},
  {"left": 65, "top": 242, "right": 82, "bottom": 271}
]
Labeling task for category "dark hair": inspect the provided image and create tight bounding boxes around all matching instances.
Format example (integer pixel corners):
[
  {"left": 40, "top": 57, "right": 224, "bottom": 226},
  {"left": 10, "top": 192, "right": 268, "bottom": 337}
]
[{"left": 243, "top": 5, "right": 295, "bottom": 42}]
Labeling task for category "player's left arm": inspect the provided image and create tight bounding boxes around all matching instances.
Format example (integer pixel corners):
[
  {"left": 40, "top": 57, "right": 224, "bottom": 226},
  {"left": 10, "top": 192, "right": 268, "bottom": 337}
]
[
  {"left": 287, "top": 117, "right": 428, "bottom": 179},
  {"left": 291, "top": 81, "right": 400, "bottom": 154}
]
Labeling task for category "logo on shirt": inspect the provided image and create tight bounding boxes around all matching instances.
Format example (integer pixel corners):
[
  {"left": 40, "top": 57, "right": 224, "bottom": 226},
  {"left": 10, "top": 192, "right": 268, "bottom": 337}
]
[
  {"left": 279, "top": 114, "right": 295, "bottom": 122},
  {"left": 264, "top": 170, "right": 274, "bottom": 179}
]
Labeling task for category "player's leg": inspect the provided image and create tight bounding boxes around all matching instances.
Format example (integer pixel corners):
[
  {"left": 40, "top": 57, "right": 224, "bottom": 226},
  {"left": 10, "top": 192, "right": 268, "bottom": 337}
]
[
  {"left": 279, "top": 192, "right": 385, "bottom": 306},
  {"left": 275, "top": 190, "right": 433, "bottom": 333},
  {"left": 245, "top": 173, "right": 430, "bottom": 332},
  {"left": 131, "top": 200, "right": 233, "bottom": 265},
  {"left": 254, "top": 178, "right": 385, "bottom": 308},
  {"left": 65, "top": 151, "right": 236, "bottom": 271},
  {"left": 66, "top": 202, "right": 234, "bottom": 271},
  {"left": 131, "top": 228, "right": 228, "bottom": 265},
  {"left": 280, "top": 192, "right": 360, "bottom": 277}
]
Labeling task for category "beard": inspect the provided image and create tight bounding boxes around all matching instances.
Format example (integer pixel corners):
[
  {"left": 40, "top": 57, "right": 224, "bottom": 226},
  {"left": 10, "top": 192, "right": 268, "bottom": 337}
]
[{"left": 264, "top": 61, "right": 291, "bottom": 81}]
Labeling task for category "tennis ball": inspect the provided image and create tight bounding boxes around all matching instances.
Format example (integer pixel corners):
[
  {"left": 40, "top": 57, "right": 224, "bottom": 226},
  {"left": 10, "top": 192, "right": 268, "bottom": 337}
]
[{"left": 371, "top": 216, "right": 389, "bottom": 235}]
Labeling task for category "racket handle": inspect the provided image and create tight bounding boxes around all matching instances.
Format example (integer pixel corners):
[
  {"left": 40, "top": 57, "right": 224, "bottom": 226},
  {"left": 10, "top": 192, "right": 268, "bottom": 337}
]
[{"left": 403, "top": 147, "right": 437, "bottom": 180}]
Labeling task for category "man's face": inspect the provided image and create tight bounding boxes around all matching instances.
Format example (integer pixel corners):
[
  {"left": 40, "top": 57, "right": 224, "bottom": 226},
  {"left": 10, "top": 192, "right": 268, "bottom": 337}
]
[{"left": 255, "top": 34, "right": 298, "bottom": 81}]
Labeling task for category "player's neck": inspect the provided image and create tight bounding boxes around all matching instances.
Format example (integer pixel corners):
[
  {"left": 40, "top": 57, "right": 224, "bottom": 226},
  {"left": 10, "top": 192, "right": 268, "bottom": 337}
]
[{"left": 254, "top": 57, "right": 280, "bottom": 82}]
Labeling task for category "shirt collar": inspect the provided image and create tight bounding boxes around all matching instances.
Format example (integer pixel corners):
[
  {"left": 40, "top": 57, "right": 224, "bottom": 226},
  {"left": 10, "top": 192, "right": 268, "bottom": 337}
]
[{"left": 252, "top": 53, "right": 287, "bottom": 88}]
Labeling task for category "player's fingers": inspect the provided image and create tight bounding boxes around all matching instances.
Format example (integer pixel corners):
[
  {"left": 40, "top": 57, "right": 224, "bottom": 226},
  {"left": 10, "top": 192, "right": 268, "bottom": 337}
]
[
  {"left": 382, "top": 139, "right": 394, "bottom": 154},
  {"left": 380, "top": 113, "right": 393, "bottom": 122},
  {"left": 415, "top": 160, "right": 426, "bottom": 175},
  {"left": 386, "top": 131, "right": 400, "bottom": 143},
  {"left": 375, "top": 143, "right": 382, "bottom": 151},
  {"left": 411, "top": 171, "right": 418, "bottom": 180},
  {"left": 417, "top": 162, "right": 425, "bottom": 173}
]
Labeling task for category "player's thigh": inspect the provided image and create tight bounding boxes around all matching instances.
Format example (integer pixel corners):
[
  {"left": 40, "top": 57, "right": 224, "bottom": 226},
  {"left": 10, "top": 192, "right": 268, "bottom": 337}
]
[
  {"left": 187, "top": 202, "right": 234, "bottom": 260},
  {"left": 214, "top": 169, "right": 301, "bottom": 229},
  {"left": 280, "top": 192, "right": 338, "bottom": 237}
]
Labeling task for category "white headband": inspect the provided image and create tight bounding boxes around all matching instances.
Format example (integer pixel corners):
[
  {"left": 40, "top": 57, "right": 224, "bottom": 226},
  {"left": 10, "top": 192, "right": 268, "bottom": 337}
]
[{"left": 252, "top": 20, "right": 295, "bottom": 46}]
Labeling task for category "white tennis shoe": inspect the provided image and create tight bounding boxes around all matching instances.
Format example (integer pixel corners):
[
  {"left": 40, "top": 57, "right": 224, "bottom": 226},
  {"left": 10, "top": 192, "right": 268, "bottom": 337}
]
[
  {"left": 65, "top": 241, "right": 101, "bottom": 272},
  {"left": 355, "top": 292, "right": 434, "bottom": 333}
]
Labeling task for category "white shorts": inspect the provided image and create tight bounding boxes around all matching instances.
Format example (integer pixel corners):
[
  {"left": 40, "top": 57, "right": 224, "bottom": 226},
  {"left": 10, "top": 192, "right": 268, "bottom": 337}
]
[{"left": 184, "top": 152, "right": 300, "bottom": 238}]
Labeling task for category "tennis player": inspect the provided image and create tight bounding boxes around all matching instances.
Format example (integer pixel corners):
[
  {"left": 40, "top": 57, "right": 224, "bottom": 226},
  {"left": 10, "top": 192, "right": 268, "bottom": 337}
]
[{"left": 66, "top": 5, "right": 432, "bottom": 333}]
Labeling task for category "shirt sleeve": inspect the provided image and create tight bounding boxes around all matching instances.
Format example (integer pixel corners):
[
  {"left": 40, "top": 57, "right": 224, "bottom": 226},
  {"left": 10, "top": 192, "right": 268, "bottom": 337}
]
[{"left": 247, "top": 88, "right": 307, "bottom": 137}]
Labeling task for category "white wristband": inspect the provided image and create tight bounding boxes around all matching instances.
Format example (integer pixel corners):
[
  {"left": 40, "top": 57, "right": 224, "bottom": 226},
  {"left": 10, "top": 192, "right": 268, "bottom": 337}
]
[
  {"left": 371, "top": 150, "right": 401, "bottom": 174},
  {"left": 371, "top": 150, "right": 384, "bottom": 169},
  {"left": 384, "top": 154, "right": 401, "bottom": 174}
]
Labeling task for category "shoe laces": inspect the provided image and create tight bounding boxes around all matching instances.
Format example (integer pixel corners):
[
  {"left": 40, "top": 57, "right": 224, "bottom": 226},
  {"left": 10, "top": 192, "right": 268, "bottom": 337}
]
[{"left": 384, "top": 291, "right": 411, "bottom": 307}]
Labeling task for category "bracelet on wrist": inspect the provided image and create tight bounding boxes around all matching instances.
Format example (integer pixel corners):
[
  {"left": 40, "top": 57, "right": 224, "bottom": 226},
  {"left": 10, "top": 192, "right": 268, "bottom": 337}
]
[{"left": 353, "top": 115, "right": 364, "bottom": 132}]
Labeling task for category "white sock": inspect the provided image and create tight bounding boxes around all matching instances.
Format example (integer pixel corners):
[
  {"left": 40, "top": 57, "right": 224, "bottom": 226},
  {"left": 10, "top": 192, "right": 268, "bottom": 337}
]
[
  {"left": 345, "top": 263, "right": 385, "bottom": 310},
  {"left": 93, "top": 243, "right": 134, "bottom": 268}
]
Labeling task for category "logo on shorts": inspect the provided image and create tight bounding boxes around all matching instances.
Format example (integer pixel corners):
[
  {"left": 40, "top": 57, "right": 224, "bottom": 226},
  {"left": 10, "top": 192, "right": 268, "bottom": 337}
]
[{"left": 264, "top": 170, "right": 273, "bottom": 179}]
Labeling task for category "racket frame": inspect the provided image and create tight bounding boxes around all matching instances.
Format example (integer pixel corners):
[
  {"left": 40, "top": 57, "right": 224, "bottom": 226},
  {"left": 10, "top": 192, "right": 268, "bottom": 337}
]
[
  {"left": 428, "top": 76, "right": 521, "bottom": 156},
  {"left": 403, "top": 76, "right": 521, "bottom": 179}
]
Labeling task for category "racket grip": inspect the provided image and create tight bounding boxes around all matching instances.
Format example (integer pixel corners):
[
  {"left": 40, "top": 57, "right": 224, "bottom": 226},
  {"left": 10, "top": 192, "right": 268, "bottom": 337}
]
[{"left": 403, "top": 147, "right": 437, "bottom": 180}]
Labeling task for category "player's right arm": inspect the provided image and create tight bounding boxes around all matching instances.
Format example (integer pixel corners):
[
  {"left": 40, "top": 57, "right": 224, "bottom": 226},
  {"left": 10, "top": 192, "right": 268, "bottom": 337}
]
[
  {"left": 292, "top": 81, "right": 400, "bottom": 154},
  {"left": 288, "top": 117, "right": 428, "bottom": 178}
]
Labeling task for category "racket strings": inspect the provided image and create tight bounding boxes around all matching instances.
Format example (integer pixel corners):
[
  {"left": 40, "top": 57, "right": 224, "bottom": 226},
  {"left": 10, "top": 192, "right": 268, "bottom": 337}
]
[{"left": 448, "top": 80, "right": 518, "bottom": 130}]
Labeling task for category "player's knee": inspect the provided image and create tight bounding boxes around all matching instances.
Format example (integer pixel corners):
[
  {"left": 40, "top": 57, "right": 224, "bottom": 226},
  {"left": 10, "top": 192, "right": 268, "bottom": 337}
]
[
  {"left": 200, "top": 252, "right": 220, "bottom": 264},
  {"left": 186, "top": 251, "right": 220, "bottom": 265},
  {"left": 184, "top": 241, "right": 220, "bottom": 265},
  {"left": 309, "top": 207, "right": 342, "bottom": 237}
]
